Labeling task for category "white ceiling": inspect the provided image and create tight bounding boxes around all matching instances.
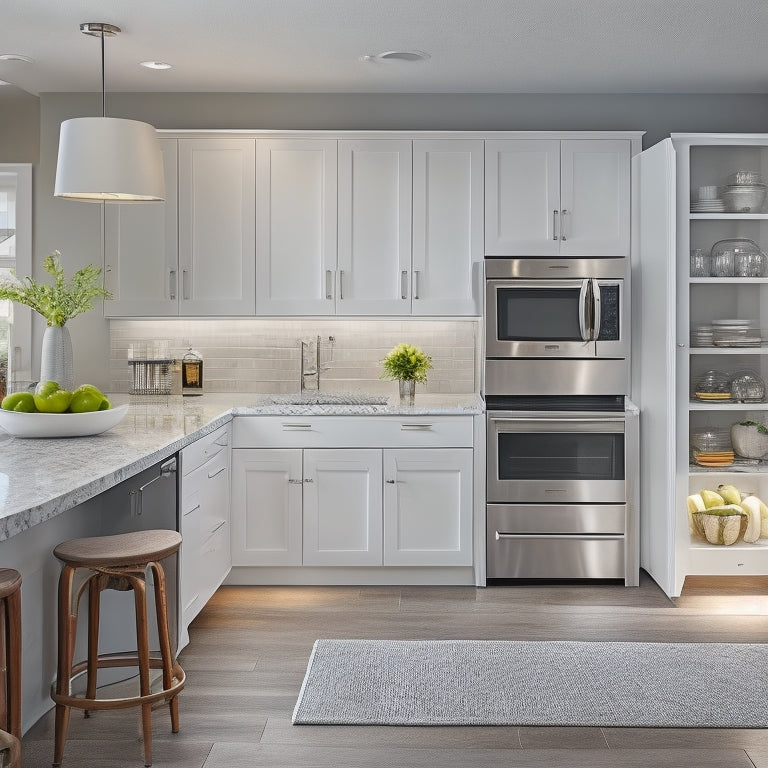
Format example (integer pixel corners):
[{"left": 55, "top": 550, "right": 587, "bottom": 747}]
[{"left": 2, "top": 0, "right": 768, "bottom": 96}]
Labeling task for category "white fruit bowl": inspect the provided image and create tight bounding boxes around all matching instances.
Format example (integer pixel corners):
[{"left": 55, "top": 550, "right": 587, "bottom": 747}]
[{"left": 0, "top": 404, "right": 129, "bottom": 438}]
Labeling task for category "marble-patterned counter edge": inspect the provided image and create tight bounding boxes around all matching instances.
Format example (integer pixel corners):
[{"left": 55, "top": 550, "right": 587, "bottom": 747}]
[
  {"left": 0, "top": 411, "right": 233, "bottom": 543},
  {"left": 0, "top": 393, "right": 483, "bottom": 542}
]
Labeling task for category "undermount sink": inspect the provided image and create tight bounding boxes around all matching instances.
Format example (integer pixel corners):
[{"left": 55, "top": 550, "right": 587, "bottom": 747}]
[{"left": 263, "top": 393, "right": 389, "bottom": 406}]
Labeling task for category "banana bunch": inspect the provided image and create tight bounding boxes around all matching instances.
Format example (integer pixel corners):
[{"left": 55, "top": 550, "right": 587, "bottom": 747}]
[{"left": 686, "top": 484, "right": 768, "bottom": 545}]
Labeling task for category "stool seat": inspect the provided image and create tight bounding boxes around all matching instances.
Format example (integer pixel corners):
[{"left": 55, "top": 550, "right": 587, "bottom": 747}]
[{"left": 54, "top": 529, "right": 182, "bottom": 568}]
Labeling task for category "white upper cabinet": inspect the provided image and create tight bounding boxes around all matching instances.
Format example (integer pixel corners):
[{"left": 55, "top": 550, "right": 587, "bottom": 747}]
[
  {"left": 559, "top": 140, "right": 631, "bottom": 257},
  {"left": 104, "top": 139, "right": 179, "bottom": 317},
  {"left": 255, "top": 139, "right": 338, "bottom": 315},
  {"left": 337, "top": 139, "right": 412, "bottom": 315},
  {"left": 412, "top": 140, "right": 484, "bottom": 315},
  {"left": 178, "top": 138, "right": 256, "bottom": 315},
  {"left": 485, "top": 138, "right": 631, "bottom": 258}
]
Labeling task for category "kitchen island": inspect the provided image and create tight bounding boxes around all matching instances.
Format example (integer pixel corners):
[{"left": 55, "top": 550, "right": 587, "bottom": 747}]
[{"left": 0, "top": 391, "right": 482, "bottom": 732}]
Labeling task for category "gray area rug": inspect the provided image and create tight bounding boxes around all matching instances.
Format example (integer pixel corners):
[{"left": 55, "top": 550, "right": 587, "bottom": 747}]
[{"left": 292, "top": 639, "right": 768, "bottom": 727}]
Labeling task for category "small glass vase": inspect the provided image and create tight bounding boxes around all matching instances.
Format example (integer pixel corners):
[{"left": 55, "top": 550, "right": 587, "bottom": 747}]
[{"left": 398, "top": 379, "right": 416, "bottom": 405}]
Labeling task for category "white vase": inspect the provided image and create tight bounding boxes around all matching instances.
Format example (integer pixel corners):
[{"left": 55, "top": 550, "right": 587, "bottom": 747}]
[{"left": 40, "top": 325, "right": 74, "bottom": 391}]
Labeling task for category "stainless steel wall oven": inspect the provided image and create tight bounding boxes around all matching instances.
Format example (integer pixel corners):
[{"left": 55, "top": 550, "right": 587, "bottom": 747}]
[{"left": 485, "top": 396, "right": 637, "bottom": 584}]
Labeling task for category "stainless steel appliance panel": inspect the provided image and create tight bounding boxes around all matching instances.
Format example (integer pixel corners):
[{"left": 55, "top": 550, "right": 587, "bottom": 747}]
[
  {"left": 486, "top": 528, "right": 625, "bottom": 580},
  {"left": 487, "top": 503, "right": 626, "bottom": 535},
  {"left": 485, "top": 358, "right": 628, "bottom": 396},
  {"left": 485, "top": 257, "right": 628, "bottom": 280}
]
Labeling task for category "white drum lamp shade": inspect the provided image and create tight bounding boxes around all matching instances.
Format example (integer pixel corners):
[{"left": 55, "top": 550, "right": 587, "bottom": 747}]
[{"left": 54, "top": 116, "right": 165, "bottom": 202}]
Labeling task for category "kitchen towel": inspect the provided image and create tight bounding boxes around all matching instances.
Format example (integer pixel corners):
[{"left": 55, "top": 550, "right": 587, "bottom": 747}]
[{"left": 292, "top": 638, "right": 768, "bottom": 727}]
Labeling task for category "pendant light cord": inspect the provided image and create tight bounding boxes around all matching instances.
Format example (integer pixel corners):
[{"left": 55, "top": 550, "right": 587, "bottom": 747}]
[{"left": 100, "top": 29, "right": 106, "bottom": 118}]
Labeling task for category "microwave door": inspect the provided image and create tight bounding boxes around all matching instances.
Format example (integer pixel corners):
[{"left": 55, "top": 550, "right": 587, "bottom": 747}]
[{"left": 486, "top": 279, "right": 597, "bottom": 358}]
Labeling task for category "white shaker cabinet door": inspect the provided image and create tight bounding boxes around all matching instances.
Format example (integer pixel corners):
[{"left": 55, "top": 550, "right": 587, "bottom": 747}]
[
  {"left": 337, "top": 140, "right": 411, "bottom": 315},
  {"left": 559, "top": 139, "right": 630, "bottom": 258},
  {"left": 104, "top": 138, "right": 179, "bottom": 317},
  {"left": 412, "top": 139, "right": 484, "bottom": 315},
  {"left": 302, "top": 449, "right": 383, "bottom": 566},
  {"left": 230, "top": 449, "right": 303, "bottom": 566},
  {"left": 178, "top": 138, "right": 256, "bottom": 315},
  {"left": 485, "top": 139, "right": 561, "bottom": 256},
  {"left": 255, "top": 139, "right": 338, "bottom": 315},
  {"left": 383, "top": 448, "right": 473, "bottom": 566}
]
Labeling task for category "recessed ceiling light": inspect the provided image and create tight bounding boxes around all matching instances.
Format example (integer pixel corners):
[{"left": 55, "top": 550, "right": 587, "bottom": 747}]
[
  {"left": 139, "top": 61, "right": 172, "bottom": 70},
  {"left": 0, "top": 54, "right": 34, "bottom": 63},
  {"left": 359, "top": 50, "right": 431, "bottom": 63}
]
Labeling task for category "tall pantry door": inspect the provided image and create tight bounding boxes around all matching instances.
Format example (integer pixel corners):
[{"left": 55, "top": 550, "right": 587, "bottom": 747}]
[{"left": 635, "top": 138, "right": 678, "bottom": 597}]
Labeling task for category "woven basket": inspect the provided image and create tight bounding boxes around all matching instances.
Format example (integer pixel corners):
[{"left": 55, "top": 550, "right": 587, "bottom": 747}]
[
  {"left": 691, "top": 511, "right": 748, "bottom": 545},
  {"left": 730, "top": 423, "right": 768, "bottom": 459}
]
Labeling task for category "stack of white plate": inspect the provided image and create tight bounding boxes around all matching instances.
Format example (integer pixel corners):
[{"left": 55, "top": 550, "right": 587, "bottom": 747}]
[
  {"left": 691, "top": 324, "right": 714, "bottom": 347},
  {"left": 712, "top": 318, "right": 762, "bottom": 347},
  {"left": 691, "top": 199, "right": 726, "bottom": 212}
]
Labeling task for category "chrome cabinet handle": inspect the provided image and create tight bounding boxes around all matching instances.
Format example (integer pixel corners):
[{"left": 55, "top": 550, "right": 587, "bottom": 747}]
[
  {"left": 182, "top": 269, "right": 190, "bottom": 300},
  {"left": 288, "top": 478, "right": 303, "bottom": 485},
  {"left": 385, "top": 479, "right": 397, "bottom": 484},
  {"left": 401, "top": 270, "right": 408, "bottom": 300},
  {"left": 209, "top": 520, "right": 227, "bottom": 535},
  {"left": 413, "top": 270, "right": 421, "bottom": 300},
  {"left": 281, "top": 423, "right": 313, "bottom": 430},
  {"left": 169, "top": 269, "right": 177, "bottom": 300},
  {"left": 183, "top": 503, "right": 202, "bottom": 516},
  {"left": 552, "top": 210, "right": 559, "bottom": 241},
  {"left": 207, "top": 465, "right": 226, "bottom": 479},
  {"left": 339, "top": 269, "right": 345, "bottom": 300},
  {"left": 303, "top": 478, "right": 314, "bottom": 483},
  {"left": 325, "top": 270, "right": 334, "bottom": 300},
  {"left": 400, "top": 423, "right": 433, "bottom": 430},
  {"left": 560, "top": 209, "right": 568, "bottom": 241},
  {"left": 495, "top": 532, "right": 624, "bottom": 541}
]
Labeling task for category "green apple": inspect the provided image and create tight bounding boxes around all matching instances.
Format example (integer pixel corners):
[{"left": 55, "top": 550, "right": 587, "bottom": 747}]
[
  {"left": 69, "top": 384, "right": 110, "bottom": 413},
  {"left": 0, "top": 392, "right": 37, "bottom": 412},
  {"left": 33, "top": 381, "right": 73, "bottom": 414},
  {"left": 700, "top": 489, "right": 725, "bottom": 509}
]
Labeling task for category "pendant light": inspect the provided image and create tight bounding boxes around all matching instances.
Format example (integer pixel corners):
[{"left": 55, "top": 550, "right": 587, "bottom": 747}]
[{"left": 54, "top": 22, "right": 164, "bottom": 202}]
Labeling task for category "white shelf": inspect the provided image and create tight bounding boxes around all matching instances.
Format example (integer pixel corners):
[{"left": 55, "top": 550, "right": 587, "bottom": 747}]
[
  {"left": 689, "top": 401, "right": 768, "bottom": 410},
  {"left": 689, "top": 277, "right": 768, "bottom": 284},
  {"left": 689, "top": 465, "right": 765, "bottom": 475}
]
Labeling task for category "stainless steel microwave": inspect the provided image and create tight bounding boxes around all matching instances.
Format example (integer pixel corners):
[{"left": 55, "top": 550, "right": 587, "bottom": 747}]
[{"left": 485, "top": 276, "right": 627, "bottom": 359}]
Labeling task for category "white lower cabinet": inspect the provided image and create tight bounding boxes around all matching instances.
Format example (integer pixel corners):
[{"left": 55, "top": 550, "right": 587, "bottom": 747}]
[
  {"left": 179, "top": 424, "right": 231, "bottom": 647},
  {"left": 303, "top": 449, "right": 382, "bottom": 566},
  {"left": 383, "top": 449, "right": 473, "bottom": 566},
  {"left": 230, "top": 449, "right": 303, "bottom": 566},
  {"left": 230, "top": 416, "right": 475, "bottom": 571}
]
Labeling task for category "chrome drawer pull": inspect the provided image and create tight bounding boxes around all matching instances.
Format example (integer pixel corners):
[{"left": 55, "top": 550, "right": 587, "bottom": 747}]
[
  {"left": 207, "top": 466, "right": 227, "bottom": 479},
  {"left": 281, "top": 423, "right": 313, "bottom": 430},
  {"left": 288, "top": 479, "right": 303, "bottom": 485},
  {"left": 400, "top": 424, "right": 433, "bottom": 430},
  {"left": 209, "top": 520, "right": 227, "bottom": 535},
  {"left": 184, "top": 503, "right": 202, "bottom": 516}
]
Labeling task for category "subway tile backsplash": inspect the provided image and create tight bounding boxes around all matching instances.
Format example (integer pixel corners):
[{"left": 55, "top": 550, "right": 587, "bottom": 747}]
[{"left": 109, "top": 319, "right": 480, "bottom": 395}]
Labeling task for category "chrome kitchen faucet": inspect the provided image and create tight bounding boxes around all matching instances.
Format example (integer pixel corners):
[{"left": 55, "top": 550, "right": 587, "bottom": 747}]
[{"left": 299, "top": 335, "right": 335, "bottom": 392}]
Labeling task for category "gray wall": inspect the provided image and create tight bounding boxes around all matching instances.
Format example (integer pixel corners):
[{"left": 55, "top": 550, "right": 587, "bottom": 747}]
[{"left": 13, "top": 91, "right": 768, "bottom": 388}]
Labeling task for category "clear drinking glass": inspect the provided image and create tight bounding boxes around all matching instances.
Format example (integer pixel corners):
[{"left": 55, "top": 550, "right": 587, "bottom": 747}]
[
  {"left": 690, "top": 249, "right": 709, "bottom": 277},
  {"left": 710, "top": 250, "right": 735, "bottom": 277}
]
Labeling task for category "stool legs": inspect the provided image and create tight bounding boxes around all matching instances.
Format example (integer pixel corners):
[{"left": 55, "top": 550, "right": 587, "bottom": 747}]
[
  {"left": 52, "top": 560, "right": 184, "bottom": 768},
  {"left": 53, "top": 565, "right": 76, "bottom": 768}
]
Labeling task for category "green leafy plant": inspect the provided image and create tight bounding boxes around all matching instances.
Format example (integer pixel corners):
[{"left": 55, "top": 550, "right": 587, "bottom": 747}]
[
  {"left": 739, "top": 420, "right": 768, "bottom": 435},
  {"left": 0, "top": 250, "right": 111, "bottom": 327},
  {"left": 380, "top": 343, "right": 433, "bottom": 383}
]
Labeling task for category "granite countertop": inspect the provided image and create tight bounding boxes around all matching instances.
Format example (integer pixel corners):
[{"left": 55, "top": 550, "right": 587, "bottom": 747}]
[{"left": 0, "top": 392, "right": 482, "bottom": 543}]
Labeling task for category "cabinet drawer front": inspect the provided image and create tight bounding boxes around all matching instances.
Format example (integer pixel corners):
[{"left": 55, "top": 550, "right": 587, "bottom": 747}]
[
  {"left": 233, "top": 415, "right": 473, "bottom": 448},
  {"left": 182, "top": 424, "right": 230, "bottom": 475}
]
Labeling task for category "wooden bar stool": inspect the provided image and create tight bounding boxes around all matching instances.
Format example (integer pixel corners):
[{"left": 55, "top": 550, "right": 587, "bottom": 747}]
[
  {"left": 0, "top": 569, "right": 21, "bottom": 768},
  {"left": 51, "top": 531, "right": 185, "bottom": 768}
]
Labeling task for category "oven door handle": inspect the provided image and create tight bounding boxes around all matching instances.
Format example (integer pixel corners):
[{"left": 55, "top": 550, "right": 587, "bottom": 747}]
[
  {"left": 578, "top": 279, "right": 591, "bottom": 342},
  {"left": 591, "top": 279, "right": 602, "bottom": 341},
  {"left": 495, "top": 533, "right": 625, "bottom": 541}
]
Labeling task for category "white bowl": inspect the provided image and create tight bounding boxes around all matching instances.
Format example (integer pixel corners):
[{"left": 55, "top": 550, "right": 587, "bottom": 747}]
[{"left": 0, "top": 404, "right": 129, "bottom": 438}]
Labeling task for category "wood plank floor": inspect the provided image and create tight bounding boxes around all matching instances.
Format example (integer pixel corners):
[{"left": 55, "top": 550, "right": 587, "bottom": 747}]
[{"left": 22, "top": 572, "right": 768, "bottom": 767}]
